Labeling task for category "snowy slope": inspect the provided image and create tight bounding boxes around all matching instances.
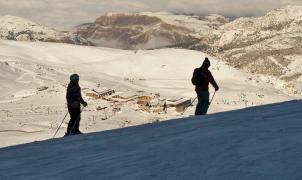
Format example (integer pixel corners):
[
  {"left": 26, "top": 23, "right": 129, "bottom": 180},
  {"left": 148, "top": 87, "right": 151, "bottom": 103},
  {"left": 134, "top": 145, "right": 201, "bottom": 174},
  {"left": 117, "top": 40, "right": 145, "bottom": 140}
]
[
  {"left": 0, "top": 100, "right": 301, "bottom": 179},
  {"left": 212, "top": 6, "right": 302, "bottom": 82},
  {"left": 139, "top": 12, "right": 228, "bottom": 34},
  {"left": 0, "top": 40, "right": 296, "bottom": 148},
  {"left": 0, "top": 15, "right": 90, "bottom": 45},
  {"left": 0, "top": 40, "right": 294, "bottom": 106}
]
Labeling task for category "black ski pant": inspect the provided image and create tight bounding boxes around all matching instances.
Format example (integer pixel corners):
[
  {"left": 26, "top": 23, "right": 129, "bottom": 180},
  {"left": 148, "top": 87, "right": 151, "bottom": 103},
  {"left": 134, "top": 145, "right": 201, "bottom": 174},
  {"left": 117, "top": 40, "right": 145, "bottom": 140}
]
[
  {"left": 195, "top": 91, "right": 209, "bottom": 115},
  {"left": 67, "top": 108, "right": 81, "bottom": 134}
]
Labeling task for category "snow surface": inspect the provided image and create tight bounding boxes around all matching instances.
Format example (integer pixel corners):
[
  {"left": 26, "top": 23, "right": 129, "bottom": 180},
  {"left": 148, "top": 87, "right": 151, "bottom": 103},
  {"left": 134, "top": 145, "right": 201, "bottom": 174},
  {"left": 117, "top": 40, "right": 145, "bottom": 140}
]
[
  {"left": 103, "top": 12, "right": 228, "bottom": 36},
  {"left": 217, "top": 5, "right": 302, "bottom": 47},
  {"left": 0, "top": 15, "right": 88, "bottom": 45},
  {"left": 0, "top": 40, "right": 297, "bottom": 148},
  {"left": 139, "top": 12, "right": 227, "bottom": 35},
  {"left": 0, "top": 100, "right": 301, "bottom": 180},
  {"left": 0, "top": 15, "right": 57, "bottom": 37}
]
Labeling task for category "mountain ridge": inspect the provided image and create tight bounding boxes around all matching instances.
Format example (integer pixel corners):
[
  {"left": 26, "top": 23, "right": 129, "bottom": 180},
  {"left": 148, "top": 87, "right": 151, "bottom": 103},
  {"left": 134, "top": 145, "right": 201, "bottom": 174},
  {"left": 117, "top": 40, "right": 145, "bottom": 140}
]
[
  {"left": 211, "top": 5, "right": 302, "bottom": 88},
  {"left": 1, "top": 6, "right": 301, "bottom": 92},
  {"left": 0, "top": 15, "right": 91, "bottom": 45}
]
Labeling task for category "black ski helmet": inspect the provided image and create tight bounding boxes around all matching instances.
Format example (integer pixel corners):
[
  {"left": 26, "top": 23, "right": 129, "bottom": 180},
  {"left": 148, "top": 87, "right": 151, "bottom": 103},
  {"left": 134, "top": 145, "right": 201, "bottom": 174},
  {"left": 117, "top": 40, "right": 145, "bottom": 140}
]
[{"left": 70, "top": 74, "right": 79, "bottom": 81}]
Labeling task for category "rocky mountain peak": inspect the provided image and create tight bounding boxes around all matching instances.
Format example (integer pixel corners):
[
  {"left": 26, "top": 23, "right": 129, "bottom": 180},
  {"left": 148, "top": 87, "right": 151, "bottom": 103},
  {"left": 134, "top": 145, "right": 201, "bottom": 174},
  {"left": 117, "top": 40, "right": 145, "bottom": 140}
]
[
  {"left": 220, "top": 5, "right": 302, "bottom": 32},
  {"left": 95, "top": 13, "right": 162, "bottom": 26},
  {"left": 75, "top": 12, "right": 229, "bottom": 49},
  {"left": 212, "top": 5, "right": 302, "bottom": 85},
  {"left": 267, "top": 5, "right": 302, "bottom": 19}
]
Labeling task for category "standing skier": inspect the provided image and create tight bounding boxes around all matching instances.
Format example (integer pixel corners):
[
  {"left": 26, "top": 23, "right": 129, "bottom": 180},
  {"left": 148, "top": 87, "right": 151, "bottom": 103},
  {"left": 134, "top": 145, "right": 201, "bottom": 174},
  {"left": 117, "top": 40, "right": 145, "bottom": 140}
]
[
  {"left": 66, "top": 74, "right": 87, "bottom": 135},
  {"left": 192, "top": 57, "right": 219, "bottom": 115}
]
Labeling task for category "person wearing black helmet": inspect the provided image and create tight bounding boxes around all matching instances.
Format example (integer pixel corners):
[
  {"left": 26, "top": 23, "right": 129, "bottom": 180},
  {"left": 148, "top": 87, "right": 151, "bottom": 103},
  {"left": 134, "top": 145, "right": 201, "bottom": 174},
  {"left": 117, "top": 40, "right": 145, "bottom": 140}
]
[
  {"left": 192, "top": 57, "right": 219, "bottom": 115},
  {"left": 66, "top": 74, "right": 88, "bottom": 135}
]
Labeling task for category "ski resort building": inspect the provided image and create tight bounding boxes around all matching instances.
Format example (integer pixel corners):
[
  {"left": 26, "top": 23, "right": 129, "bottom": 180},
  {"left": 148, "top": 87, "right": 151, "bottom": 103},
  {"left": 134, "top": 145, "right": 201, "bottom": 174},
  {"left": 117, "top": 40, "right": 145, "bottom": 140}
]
[
  {"left": 85, "top": 89, "right": 116, "bottom": 100},
  {"left": 85, "top": 91, "right": 101, "bottom": 99},
  {"left": 94, "top": 89, "right": 116, "bottom": 98},
  {"left": 166, "top": 98, "right": 191, "bottom": 112},
  {"left": 110, "top": 92, "right": 139, "bottom": 102},
  {"left": 137, "top": 96, "right": 153, "bottom": 106}
]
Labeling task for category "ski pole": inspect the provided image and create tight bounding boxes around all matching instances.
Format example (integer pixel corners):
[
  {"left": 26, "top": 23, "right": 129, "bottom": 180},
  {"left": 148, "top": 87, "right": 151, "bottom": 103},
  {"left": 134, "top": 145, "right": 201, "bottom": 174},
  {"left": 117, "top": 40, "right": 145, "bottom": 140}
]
[
  {"left": 68, "top": 106, "right": 85, "bottom": 136},
  {"left": 209, "top": 91, "right": 217, "bottom": 106},
  {"left": 182, "top": 91, "right": 217, "bottom": 116},
  {"left": 52, "top": 111, "right": 69, "bottom": 139},
  {"left": 181, "top": 97, "right": 198, "bottom": 115}
]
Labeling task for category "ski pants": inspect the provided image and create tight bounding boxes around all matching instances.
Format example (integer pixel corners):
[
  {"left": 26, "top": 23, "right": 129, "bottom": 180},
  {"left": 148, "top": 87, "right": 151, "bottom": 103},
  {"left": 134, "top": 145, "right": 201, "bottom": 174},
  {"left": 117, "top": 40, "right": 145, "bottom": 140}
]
[
  {"left": 67, "top": 108, "right": 81, "bottom": 134},
  {"left": 195, "top": 91, "right": 209, "bottom": 115}
]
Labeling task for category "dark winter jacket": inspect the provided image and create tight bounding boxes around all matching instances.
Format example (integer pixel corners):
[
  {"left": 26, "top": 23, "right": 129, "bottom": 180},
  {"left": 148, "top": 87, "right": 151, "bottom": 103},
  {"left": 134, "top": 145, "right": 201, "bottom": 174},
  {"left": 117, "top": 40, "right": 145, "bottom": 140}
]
[
  {"left": 66, "top": 82, "right": 85, "bottom": 109},
  {"left": 195, "top": 67, "right": 219, "bottom": 92}
]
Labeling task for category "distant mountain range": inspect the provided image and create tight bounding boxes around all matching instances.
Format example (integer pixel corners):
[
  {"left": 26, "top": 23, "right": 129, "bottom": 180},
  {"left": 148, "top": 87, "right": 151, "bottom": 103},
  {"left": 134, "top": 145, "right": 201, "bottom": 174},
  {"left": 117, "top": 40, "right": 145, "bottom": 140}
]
[
  {"left": 0, "top": 15, "right": 91, "bottom": 45},
  {"left": 74, "top": 6, "right": 302, "bottom": 84},
  {"left": 75, "top": 12, "right": 228, "bottom": 50},
  {"left": 1, "top": 5, "right": 302, "bottom": 88}
]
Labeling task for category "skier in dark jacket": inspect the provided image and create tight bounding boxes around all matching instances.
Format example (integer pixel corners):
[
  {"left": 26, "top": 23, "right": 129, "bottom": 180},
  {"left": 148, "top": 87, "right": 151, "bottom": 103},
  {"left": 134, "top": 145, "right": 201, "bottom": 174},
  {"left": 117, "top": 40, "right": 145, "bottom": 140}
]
[
  {"left": 66, "top": 74, "right": 87, "bottom": 135},
  {"left": 193, "top": 57, "right": 219, "bottom": 115}
]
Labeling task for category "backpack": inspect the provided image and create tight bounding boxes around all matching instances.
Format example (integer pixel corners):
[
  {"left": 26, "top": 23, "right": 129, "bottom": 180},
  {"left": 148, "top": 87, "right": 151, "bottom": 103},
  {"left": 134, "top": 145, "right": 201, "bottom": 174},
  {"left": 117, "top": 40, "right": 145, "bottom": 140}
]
[{"left": 191, "top": 68, "right": 206, "bottom": 86}]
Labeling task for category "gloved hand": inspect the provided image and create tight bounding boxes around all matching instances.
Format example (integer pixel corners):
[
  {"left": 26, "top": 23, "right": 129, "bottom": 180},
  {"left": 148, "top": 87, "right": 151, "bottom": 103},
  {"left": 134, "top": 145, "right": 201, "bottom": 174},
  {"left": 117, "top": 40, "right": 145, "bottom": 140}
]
[{"left": 83, "top": 101, "right": 88, "bottom": 107}]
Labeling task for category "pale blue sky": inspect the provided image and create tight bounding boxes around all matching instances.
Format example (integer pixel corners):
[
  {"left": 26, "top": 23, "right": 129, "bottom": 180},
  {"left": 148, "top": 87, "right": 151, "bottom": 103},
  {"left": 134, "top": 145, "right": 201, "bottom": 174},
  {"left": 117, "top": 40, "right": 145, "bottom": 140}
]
[{"left": 0, "top": 0, "right": 301, "bottom": 29}]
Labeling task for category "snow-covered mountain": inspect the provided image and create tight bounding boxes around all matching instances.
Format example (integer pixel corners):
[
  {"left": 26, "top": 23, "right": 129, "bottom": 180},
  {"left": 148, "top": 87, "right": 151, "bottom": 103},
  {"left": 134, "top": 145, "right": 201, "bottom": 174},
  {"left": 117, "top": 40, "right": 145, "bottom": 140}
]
[
  {"left": 1, "top": 100, "right": 301, "bottom": 179},
  {"left": 0, "top": 15, "right": 91, "bottom": 45},
  {"left": 213, "top": 5, "right": 302, "bottom": 81},
  {"left": 74, "top": 6, "right": 302, "bottom": 92},
  {"left": 75, "top": 12, "right": 228, "bottom": 49},
  {"left": 1, "top": 7, "right": 300, "bottom": 86}
]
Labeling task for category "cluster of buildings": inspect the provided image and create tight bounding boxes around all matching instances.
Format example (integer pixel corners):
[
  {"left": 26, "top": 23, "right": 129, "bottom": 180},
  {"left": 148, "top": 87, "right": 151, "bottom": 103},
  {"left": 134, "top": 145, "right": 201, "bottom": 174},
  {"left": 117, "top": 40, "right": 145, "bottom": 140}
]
[{"left": 85, "top": 88, "right": 192, "bottom": 113}]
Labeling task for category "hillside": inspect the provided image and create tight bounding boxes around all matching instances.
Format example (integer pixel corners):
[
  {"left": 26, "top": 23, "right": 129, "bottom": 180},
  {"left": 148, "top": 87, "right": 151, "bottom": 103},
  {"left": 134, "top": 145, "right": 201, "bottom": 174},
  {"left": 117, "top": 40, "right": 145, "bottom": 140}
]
[
  {"left": 75, "top": 12, "right": 228, "bottom": 49},
  {"left": 0, "top": 100, "right": 301, "bottom": 179},
  {"left": 0, "top": 15, "right": 91, "bottom": 45},
  {"left": 213, "top": 5, "right": 302, "bottom": 82},
  {"left": 3, "top": 6, "right": 302, "bottom": 88},
  {"left": 0, "top": 40, "right": 295, "bottom": 147},
  {"left": 73, "top": 6, "right": 302, "bottom": 93}
]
